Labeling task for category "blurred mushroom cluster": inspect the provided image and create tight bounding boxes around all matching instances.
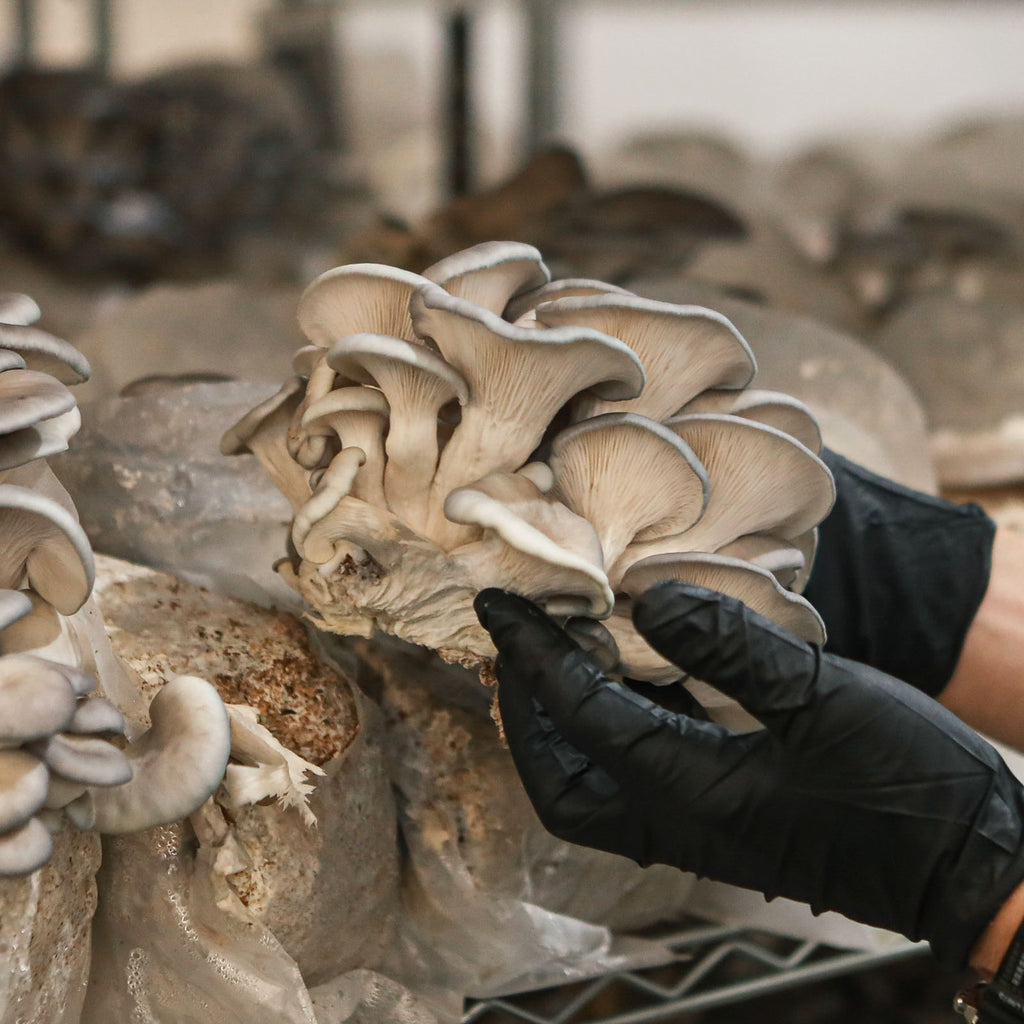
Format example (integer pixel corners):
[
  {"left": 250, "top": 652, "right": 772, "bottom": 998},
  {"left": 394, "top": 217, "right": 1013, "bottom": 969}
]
[
  {"left": 225, "top": 241, "right": 834, "bottom": 686},
  {"left": 0, "top": 290, "right": 231, "bottom": 877}
]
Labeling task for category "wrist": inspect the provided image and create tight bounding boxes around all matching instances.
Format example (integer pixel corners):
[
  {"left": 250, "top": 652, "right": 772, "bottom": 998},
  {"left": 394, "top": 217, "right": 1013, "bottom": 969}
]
[{"left": 971, "top": 878, "right": 1024, "bottom": 978}]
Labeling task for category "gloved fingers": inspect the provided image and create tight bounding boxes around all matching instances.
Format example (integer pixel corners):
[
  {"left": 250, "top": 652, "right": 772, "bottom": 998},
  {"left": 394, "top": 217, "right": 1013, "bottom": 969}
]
[
  {"left": 478, "top": 588, "right": 736, "bottom": 795},
  {"left": 497, "top": 659, "right": 649, "bottom": 859},
  {"left": 622, "top": 677, "right": 712, "bottom": 720},
  {"left": 632, "top": 582, "right": 821, "bottom": 728}
]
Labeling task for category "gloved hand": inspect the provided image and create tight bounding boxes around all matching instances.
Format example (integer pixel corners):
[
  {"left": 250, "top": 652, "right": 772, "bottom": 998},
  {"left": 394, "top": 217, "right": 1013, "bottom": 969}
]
[
  {"left": 475, "top": 582, "right": 1024, "bottom": 967},
  {"left": 805, "top": 449, "right": 995, "bottom": 695}
]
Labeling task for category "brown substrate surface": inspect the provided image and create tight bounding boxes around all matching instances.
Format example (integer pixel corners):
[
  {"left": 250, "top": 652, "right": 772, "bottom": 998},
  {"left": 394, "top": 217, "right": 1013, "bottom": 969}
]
[{"left": 92, "top": 554, "right": 359, "bottom": 765}]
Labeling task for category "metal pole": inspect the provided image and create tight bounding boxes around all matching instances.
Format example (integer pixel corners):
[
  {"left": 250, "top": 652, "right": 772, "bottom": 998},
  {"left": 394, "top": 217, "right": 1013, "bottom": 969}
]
[
  {"left": 524, "top": 0, "right": 560, "bottom": 151},
  {"left": 15, "top": 0, "right": 35, "bottom": 67}
]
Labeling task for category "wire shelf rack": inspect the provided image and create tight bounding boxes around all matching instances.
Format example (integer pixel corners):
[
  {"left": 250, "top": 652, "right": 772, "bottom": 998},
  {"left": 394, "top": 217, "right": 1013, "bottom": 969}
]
[{"left": 463, "top": 921, "right": 925, "bottom": 1024}]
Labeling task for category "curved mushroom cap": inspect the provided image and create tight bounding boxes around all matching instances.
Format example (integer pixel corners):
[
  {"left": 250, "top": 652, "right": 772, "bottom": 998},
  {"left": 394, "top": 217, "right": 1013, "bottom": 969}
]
[
  {"left": 410, "top": 284, "right": 646, "bottom": 531},
  {"left": 716, "top": 532, "right": 806, "bottom": 589},
  {"left": 30, "top": 732, "right": 132, "bottom": 787},
  {"left": 293, "top": 446, "right": 366, "bottom": 562},
  {"left": 678, "top": 388, "right": 823, "bottom": 453},
  {"left": 89, "top": 675, "right": 231, "bottom": 834},
  {"left": 0, "top": 749, "right": 48, "bottom": 831},
  {"left": 0, "top": 816, "right": 53, "bottom": 876},
  {"left": 0, "top": 323, "right": 90, "bottom": 384},
  {"left": 0, "top": 369, "right": 76, "bottom": 436},
  {"left": 327, "top": 333, "right": 469, "bottom": 531},
  {"left": 0, "top": 484, "right": 95, "bottom": 615},
  {"left": 297, "top": 264, "right": 431, "bottom": 347},
  {"left": 601, "top": 605, "right": 681, "bottom": 684},
  {"left": 301, "top": 386, "right": 389, "bottom": 506},
  {"left": 620, "top": 551, "right": 825, "bottom": 644},
  {"left": 423, "top": 241, "right": 551, "bottom": 315},
  {"left": 286, "top": 350, "right": 340, "bottom": 469},
  {"left": 0, "top": 588, "right": 33, "bottom": 632},
  {"left": 0, "top": 654, "right": 78, "bottom": 742},
  {"left": 617, "top": 414, "right": 834, "bottom": 565},
  {"left": 220, "top": 377, "right": 312, "bottom": 512},
  {"left": 66, "top": 697, "right": 127, "bottom": 736},
  {"left": 534, "top": 294, "right": 756, "bottom": 422},
  {"left": 549, "top": 412, "right": 709, "bottom": 572},
  {"left": 0, "top": 293, "right": 42, "bottom": 327},
  {"left": 0, "top": 406, "right": 82, "bottom": 472},
  {"left": 446, "top": 472, "right": 613, "bottom": 617},
  {"left": 503, "top": 278, "right": 636, "bottom": 323},
  {"left": 0, "top": 351, "right": 26, "bottom": 373}
]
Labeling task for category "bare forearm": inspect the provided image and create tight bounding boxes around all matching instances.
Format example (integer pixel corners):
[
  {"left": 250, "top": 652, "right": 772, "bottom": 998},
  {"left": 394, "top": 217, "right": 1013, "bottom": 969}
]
[{"left": 942, "top": 529, "right": 1024, "bottom": 750}]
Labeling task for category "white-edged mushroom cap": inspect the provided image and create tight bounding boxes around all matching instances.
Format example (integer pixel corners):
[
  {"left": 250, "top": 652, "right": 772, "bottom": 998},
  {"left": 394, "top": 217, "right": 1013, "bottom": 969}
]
[
  {"left": 503, "top": 278, "right": 636, "bottom": 323},
  {"left": 410, "top": 283, "right": 646, "bottom": 543},
  {"left": 66, "top": 697, "right": 127, "bottom": 736},
  {"left": 423, "top": 241, "right": 551, "bottom": 315},
  {"left": 548, "top": 412, "right": 709, "bottom": 572},
  {"left": 620, "top": 551, "right": 825, "bottom": 644},
  {"left": 220, "top": 378, "right": 312, "bottom": 512},
  {"left": 0, "top": 406, "right": 82, "bottom": 472},
  {"left": 0, "top": 749, "right": 48, "bottom": 830},
  {"left": 0, "top": 351, "right": 26, "bottom": 373},
  {"left": 297, "top": 264, "right": 431, "bottom": 346},
  {"left": 534, "top": 295, "right": 756, "bottom": 422},
  {"left": 287, "top": 350, "right": 339, "bottom": 469},
  {"left": 89, "top": 675, "right": 231, "bottom": 834},
  {"left": 614, "top": 414, "right": 834, "bottom": 580},
  {"left": 0, "top": 588, "right": 65, "bottom": 658},
  {"left": 716, "top": 532, "right": 806, "bottom": 589},
  {"left": 301, "top": 386, "right": 389, "bottom": 506},
  {"left": 0, "top": 484, "right": 95, "bottom": 614},
  {"left": 0, "top": 293, "right": 42, "bottom": 327},
  {"left": 0, "top": 323, "right": 90, "bottom": 384},
  {"left": 293, "top": 446, "right": 366, "bottom": 562},
  {"left": 328, "top": 333, "right": 469, "bottom": 533},
  {"left": 0, "top": 588, "right": 33, "bottom": 632},
  {"left": 678, "top": 388, "right": 823, "bottom": 453},
  {"left": 0, "top": 654, "right": 78, "bottom": 742},
  {"left": 30, "top": 733, "right": 132, "bottom": 787},
  {"left": 0, "top": 816, "right": 53, "bottom": 876},
  {"left": 447, "top": 472, "right": 613, "bottom": 617},
  {"left": 0, "top": 369, "right": 76, "bottom": 436}
]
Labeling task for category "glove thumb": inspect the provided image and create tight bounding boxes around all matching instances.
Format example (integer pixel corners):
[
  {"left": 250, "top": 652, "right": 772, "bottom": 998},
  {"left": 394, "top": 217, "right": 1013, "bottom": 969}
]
[{"left": 632, "top": 581, "right": 820, "bottom": 722}]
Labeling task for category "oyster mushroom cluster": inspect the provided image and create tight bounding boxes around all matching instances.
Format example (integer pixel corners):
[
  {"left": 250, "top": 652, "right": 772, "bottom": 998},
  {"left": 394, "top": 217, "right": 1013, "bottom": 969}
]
[
  {"left": 0, "top": 291, "right": 231, "bottom": 876},
  {"left": 225, "top": 242, "right": 835, "bottom": 678}
]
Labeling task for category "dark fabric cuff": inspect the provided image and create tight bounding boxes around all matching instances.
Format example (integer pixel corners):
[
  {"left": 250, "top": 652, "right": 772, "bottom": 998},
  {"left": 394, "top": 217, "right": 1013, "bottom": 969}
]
[{"left": 804, "top": 449, "right": 997, "bottom": 697}]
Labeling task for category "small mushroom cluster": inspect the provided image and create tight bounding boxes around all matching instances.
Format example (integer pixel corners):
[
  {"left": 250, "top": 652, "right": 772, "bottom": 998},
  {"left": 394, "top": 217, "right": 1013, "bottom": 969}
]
[
  {"left": 225, "top": 242, "right": 835, "bottom": 677},
  {"left": 0, "top": 291, "right": 231, "bottom": 875}
]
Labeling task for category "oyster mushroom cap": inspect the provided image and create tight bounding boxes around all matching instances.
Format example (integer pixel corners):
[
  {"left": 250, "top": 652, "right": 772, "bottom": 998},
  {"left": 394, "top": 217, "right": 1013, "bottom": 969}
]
[
  {"left": 298, "top": 263, "right": 431, "bottom": 346},
  {"left": 615, "top": 414, "right": 834, "bottom": 575},
  {"left": 293, "top": 446, "right": 367, "bottom": 562},
  {"left": 30, "top": 732, "right": 132, "bottom": 787},
  {"left": 0, "top": 369, "right": 76, "bottom": 436},
  {"left": 89, "top": 674, "right": 232, "bottom": 835},
  {"left": 0, "top": 588, "right": 33, "bottom": 631},
  {"left": 301, "top": 386, "right": 389, "bottom": 506},
  {"left": 620, "top": 551, "right": 825, "bottom": 644},
  {"left": 0, "top": 816, "right": 53, "bottom": 876},
  {"left": 0, "top": 484, "right": 95, "bottom": 615},
  {"left": 0, "top": 749, "right": 48, "bottom": 831},
  {"left": 410, "top": 282, "right": 646, "bottom": 544},
  {"left": 423, "top": 240, "right": 551, "bottom": 315},
  {"left": 0, "top": 293, "right": 42, "bottom": 327},
  {"left": 716, "top": 532, "right": 806, "bottom": 589},
  {"left": 548, "top": 412, "right": 710, "bottom": 573},
  {"left": 503, "top": 278, "right": 636, "bottom": 323},
  {"left": 0, "top": 323, "right": 90, "bottom": 384},
  {"left": 678, "top": 388, "right": 823, "bottom": 454},
  {"left": 287, "top": 351, "right": 339, "bottom": 469},
  {"left": 0, "top": 655, "right": 78, "bottom": 744},
  {"left": 534, "top": 294, "right": 756, "bottom": 422},
  {"left": 220, "top": 377, "right": 312, "bottom": 512},
  {"left": 66, "top": 697, "right": 126, "bottom": 736},
  {"left": 0, "top": 351, "right": 26, "bottom": 373},
  {"left": 327, "top": 333, "right": 469, "bottom": 533},
  {"left": 0, "top": 405, "right": 82, "bottom": 472},
  {"left": 601, "top": 602, "right": 681, "bottom": 684},
  {"left": 446, "top": 472, "right": 613, "bottom": 617}
]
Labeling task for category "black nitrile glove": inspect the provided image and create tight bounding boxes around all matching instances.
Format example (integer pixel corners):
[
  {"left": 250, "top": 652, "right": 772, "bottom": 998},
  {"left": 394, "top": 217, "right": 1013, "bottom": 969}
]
[
  {"left": 806, "top": 449, "right": 995, "bottom": 696},
  {"left": 475, "top": 583, "right": 1024, "bottom": 967}
]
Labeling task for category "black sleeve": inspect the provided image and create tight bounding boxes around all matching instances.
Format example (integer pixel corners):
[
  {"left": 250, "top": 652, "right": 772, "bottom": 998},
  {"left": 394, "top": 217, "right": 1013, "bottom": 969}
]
[{"left": 803, "top": 449, "right": 997, "bottom": 696}]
